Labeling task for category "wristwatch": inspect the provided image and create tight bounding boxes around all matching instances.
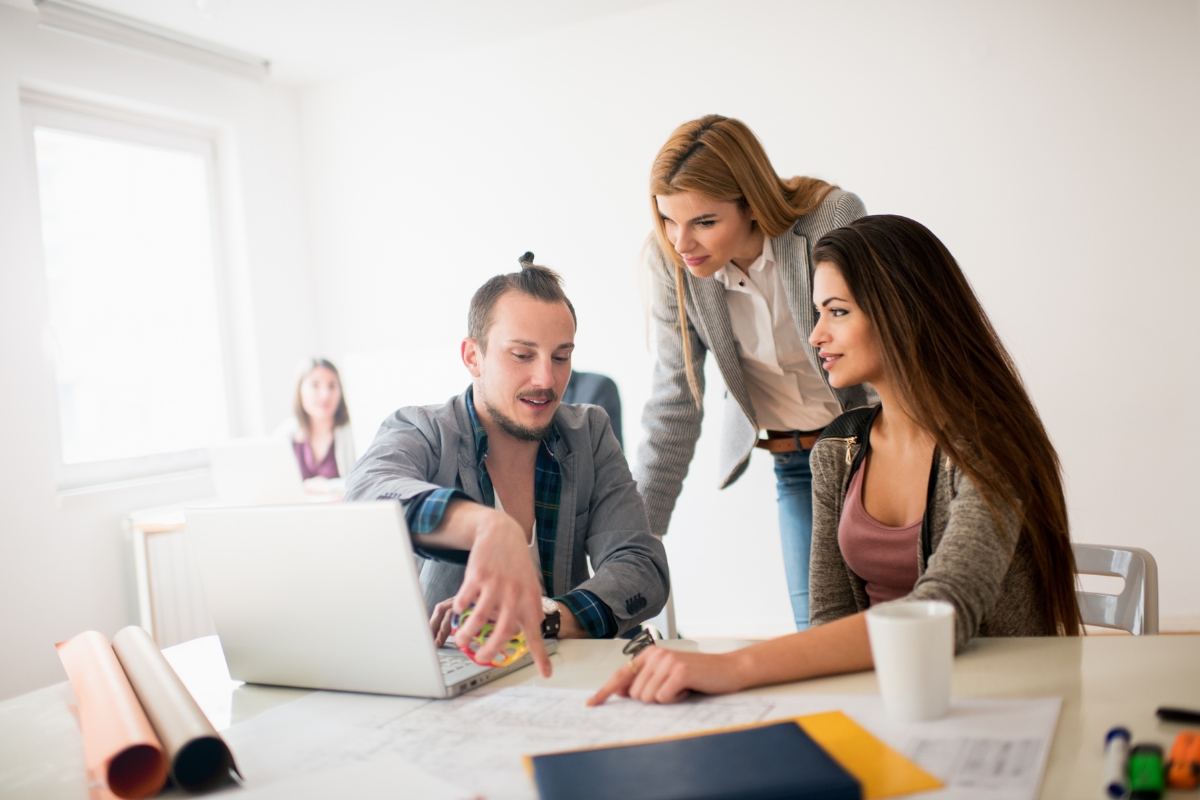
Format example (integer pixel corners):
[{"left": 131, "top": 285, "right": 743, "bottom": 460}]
[{"left": 541, "top": 597, "right": 562, "bottom": 639}]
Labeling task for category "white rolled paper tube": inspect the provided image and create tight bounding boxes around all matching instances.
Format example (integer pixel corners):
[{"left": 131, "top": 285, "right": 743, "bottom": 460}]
[{"left": 866, "top": 600, "right": 956, "bottom": 723}]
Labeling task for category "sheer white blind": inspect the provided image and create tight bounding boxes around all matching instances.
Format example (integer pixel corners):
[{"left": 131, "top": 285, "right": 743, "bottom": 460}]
[{"left": 26, "top": 95, "right": 235, "bottom": 488}]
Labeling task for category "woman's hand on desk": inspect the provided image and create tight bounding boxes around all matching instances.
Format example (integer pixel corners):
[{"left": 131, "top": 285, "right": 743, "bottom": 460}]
[
  {"left": 302, "top": 476, "right": 345, "bottom": 501},
  {"left": 588, "top": 615, "right": 876, "bottom": 706},
  {"left": 587, "top": 648, "right": 746, "bottom": 706}
]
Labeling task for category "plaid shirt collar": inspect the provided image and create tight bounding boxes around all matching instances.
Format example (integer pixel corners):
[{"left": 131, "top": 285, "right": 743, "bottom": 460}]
[{"left": 464, "top": 386, "right": 562, "bottom": 596}]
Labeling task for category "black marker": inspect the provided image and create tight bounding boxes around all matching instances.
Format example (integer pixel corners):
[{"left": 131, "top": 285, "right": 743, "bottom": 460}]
[{"left": 1156, "top": 707, "right": 1200, "bottom": 725}]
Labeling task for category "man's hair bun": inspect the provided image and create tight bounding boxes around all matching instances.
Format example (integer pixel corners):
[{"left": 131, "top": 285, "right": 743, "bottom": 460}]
[{"left": 469, "top": 251, "right": 576, "bottom": 349}]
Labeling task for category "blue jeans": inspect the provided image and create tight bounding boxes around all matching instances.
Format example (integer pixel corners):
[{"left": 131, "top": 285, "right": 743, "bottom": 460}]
[{"left": 774, "top": 448, "right": 814, "bottom": 631}]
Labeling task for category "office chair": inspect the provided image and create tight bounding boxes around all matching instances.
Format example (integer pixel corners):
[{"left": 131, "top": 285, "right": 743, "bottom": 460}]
[
  {"left": 1073, "top": 543, "right": 1159, "bottom": 635},
  {"left": 561, "top": 372, "right": 622, "bottom": 448},
  {"left": 641, "top": 592, "right": 677, "bottom": 640}
]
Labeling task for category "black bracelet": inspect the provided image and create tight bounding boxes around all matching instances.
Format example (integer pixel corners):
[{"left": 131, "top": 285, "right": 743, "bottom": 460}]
[{"left": 622, "top": 628, "right": 656, "bottom": 658}]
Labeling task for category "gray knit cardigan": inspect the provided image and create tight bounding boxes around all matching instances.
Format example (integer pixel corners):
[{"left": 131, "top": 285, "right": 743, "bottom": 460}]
[{"left": 808, "top": 408, "right": 1048, "bottom": 651}]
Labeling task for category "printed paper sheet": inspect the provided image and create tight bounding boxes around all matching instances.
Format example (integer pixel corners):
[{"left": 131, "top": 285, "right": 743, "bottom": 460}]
[{"left": 217, "top": 686, "right": 1059, "bottom": 800}]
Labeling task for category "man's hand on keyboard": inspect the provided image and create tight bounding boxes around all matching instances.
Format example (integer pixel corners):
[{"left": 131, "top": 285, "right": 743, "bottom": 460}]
[
  {"left": 451, "top": 508, "right": 550, "bottom": 677},
  {"left": 430, "top": 598, "right": 455, "bottom": 647},
  {"left": 413, "top": 499, "right": 551, "bottom": 677}
]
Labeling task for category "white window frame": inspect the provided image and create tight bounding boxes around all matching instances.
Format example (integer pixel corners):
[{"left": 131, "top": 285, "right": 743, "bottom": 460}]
[{"left": 21, "top": 89, "right": 246, "bottom": 491}]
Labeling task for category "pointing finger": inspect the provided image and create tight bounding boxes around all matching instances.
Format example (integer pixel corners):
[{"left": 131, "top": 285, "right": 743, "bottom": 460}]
[{"left": 587, "top": 660, "right": 637, "bottom": 706}]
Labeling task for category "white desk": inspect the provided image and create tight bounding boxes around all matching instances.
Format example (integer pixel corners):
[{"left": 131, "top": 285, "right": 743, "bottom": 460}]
[{"left": 2, "top": 635, "right": 1198, "bottom": 799}]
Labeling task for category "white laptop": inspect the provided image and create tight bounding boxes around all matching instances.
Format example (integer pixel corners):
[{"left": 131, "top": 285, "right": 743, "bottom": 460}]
[
  {"left": 207, "top": 437, "right": 306, "bottom": 506},
  {"left": 185, "top": 501, "right": 554, "bottom": 698}
]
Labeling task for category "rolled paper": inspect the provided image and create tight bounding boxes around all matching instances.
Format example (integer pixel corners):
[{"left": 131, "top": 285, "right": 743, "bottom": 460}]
[
  {"left": 56, "top": 631, "right": 169, "bottom": 800},
  {"left": 112, "top": 626, "right": 239, "bottom": 793}
]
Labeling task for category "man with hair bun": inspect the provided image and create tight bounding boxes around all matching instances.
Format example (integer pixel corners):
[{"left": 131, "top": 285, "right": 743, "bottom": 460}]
[{"left": 346, "top": 253, "right": 669, "bottom": 676}]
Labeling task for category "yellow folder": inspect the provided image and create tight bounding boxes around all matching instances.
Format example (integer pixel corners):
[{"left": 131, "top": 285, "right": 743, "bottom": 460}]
[{"left": 796, "top": 711, "right": 943, "bottom": 798}]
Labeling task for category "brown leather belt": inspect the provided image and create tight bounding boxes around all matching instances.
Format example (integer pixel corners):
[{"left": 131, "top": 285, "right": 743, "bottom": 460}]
[{"left": 754, "top": 429, "right": 824, "bottom": 453}]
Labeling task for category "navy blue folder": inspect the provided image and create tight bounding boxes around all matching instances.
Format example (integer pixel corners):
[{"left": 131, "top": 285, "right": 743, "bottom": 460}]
[{"left": 530, "top": 721, "right": 862, "bottom": 800}]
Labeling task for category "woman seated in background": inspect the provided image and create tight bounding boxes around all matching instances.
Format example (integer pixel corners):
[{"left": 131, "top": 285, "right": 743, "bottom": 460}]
[
  {"left": 590, "top": 215, "right": 1080, "bottom": 707},
  {"left": 278, "top": 358, "right": 356, "bottom": 496}
]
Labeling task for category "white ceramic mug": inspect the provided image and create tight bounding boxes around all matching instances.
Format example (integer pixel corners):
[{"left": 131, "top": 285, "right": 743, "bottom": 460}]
[{"left": 865, "top": 600, "right": 955, "bottom": 722}]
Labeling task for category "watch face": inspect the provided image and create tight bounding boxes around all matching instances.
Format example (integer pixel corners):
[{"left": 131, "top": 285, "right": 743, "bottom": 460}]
[{"left": 541, "top": 597, "right": 559, "bottom": 615}]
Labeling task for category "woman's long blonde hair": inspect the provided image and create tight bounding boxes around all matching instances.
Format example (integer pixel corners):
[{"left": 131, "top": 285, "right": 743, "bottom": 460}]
[{"left": 649, "top": 115, "right": 835, "bottom": 405}]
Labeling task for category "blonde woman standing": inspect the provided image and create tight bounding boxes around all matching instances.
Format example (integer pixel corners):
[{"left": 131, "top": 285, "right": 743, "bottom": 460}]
[{"left": 635, "top": 115, "right": 870, "bottom": 629}]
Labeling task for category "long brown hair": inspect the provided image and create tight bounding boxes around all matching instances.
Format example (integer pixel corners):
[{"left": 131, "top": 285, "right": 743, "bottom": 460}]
[
  {"left": 813, "top": 215, "right": 1080, "bottom": 636},
  {"left": 649, "top": 114, "right": 835, "bottom": 405},
  {"left": 293, "top": 358, "right": 350, "bottom": 439}
]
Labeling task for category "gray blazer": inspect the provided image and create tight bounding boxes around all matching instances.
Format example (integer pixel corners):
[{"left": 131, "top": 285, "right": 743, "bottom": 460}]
[
  {"left": 344, "top": 389, "right": 669, "bottom": 636},
  {"left": 633, "top": 189, "right": 871, "bottom": 537}
]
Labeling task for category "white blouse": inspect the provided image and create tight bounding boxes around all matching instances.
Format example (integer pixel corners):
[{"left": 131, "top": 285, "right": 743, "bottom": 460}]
[{"left": 712, "top": 236, "right": 841, "bottom": 432}]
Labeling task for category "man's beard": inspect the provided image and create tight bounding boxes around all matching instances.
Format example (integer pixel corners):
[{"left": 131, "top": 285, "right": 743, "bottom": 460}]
[{"left": 482, "top": 389, "right": 558, "bottom": 443}]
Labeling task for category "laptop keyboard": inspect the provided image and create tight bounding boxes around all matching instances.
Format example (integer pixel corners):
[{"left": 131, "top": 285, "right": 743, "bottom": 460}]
[{"left": 438, "top": 649, "right": 477, "bottom": 678}]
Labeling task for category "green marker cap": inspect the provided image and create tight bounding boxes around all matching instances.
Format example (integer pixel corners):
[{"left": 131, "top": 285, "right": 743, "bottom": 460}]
[{"left": 1129, "top": 743, "right": 1164, "bottom": 799}]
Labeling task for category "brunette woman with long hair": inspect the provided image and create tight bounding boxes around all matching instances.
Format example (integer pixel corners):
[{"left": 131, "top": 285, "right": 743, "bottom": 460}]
[
  {"left": 592, "top": 215, "right": 1079, "bottom": 705},
  {"left": 636, "top": 115, "right": 870, "bottom": 630},
  {"left": 277, "top": 358, "right": 356, "bottom": 496}
]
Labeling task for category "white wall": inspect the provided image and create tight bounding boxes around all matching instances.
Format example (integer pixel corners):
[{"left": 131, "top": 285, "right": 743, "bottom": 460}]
[
  {"left": 3, "top": 0, "right": 1196, "bottom": 701},
  {"left": 0, "top": 4, "right": 315, "bottom": 699},
  {"left": 300, "top": 0, "right": 1200, "bottom": 637}
]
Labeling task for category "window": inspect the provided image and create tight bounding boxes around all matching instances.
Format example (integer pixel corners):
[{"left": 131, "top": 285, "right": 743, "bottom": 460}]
[{"left": 24, "top": 92, "right": 237, "bottom": 489}]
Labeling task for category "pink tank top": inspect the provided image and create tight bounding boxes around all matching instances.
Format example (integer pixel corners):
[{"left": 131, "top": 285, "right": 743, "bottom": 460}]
[
  {"left": 294, "top": 439, "right": 339, "bottom": 480},
  {"left": 837, "top": 463, "right": 920, "bottom": 606}
]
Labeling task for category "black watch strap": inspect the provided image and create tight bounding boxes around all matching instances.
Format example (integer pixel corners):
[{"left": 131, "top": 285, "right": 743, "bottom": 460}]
[{"left": 541, "top": 608, "right": 561, "bottom": 639}]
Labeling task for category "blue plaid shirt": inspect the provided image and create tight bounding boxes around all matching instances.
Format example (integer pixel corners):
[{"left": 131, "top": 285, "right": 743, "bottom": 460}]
[{"left": 404, "top": 387, "right": 616, "bottom": 639}]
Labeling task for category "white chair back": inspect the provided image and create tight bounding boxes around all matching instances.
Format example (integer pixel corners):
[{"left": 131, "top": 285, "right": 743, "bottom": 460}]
[
  {"left": 641, "top": 591, "right": 677, "bottom": 640},
  {"left": 1073, "top": 543, "right": 1158, "bottom": 635}
]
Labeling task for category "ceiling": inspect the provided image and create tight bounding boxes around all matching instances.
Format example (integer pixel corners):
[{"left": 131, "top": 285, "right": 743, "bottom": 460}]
[{"left": 4, "top": 0, "right": 674, "bottom": 84}]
